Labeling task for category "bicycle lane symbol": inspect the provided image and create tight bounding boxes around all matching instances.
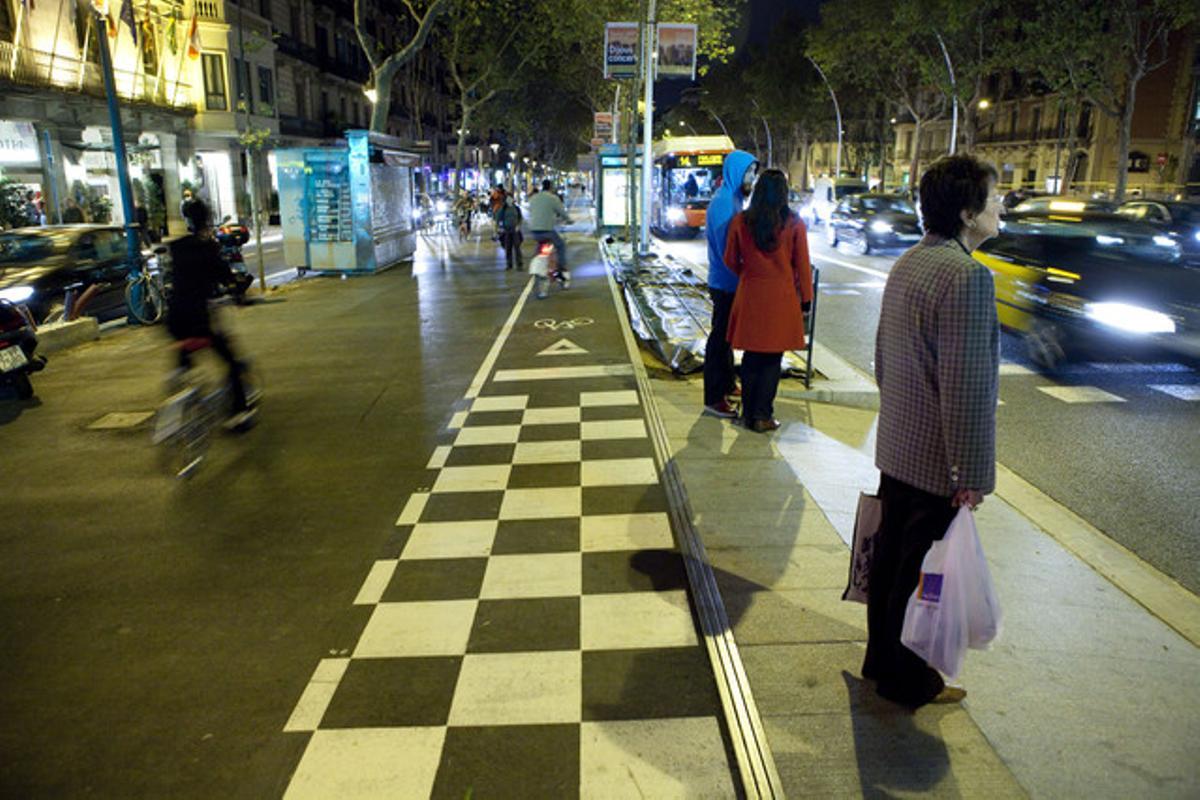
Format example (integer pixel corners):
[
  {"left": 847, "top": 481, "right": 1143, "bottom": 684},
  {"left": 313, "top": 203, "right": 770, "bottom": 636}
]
[{"left": 533, "top": 317, "right": 594, "bottom": 332}]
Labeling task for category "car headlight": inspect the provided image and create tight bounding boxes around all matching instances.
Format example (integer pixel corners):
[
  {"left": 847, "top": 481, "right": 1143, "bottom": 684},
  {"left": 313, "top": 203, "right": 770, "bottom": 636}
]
[
  {"left": 0, "top": 285, "right": 34, "bottom": 304},
  {"left": 869, "top": 220, "right": 893, "bottom": 233},
  {"left": 412, "top": 209, "right": 423, "bottom": 221},
  {"left": 1193, "top": 229, "right": 1200, "bottom": 242},
  {"left": 1095, "top": 234, "right": 1124, "bottom": 246},
  {"left": 666, "top": 206, "right": 687, "bottom": 224},
  {"left": 1152, "top": 235, "right": 1176, "bottom": 248},
  {"left": 1085, "top": 302, "right": 1175, "bottom": 334},
  {"left": 436, "top": 200, "right": 448, "bottom": 213}
]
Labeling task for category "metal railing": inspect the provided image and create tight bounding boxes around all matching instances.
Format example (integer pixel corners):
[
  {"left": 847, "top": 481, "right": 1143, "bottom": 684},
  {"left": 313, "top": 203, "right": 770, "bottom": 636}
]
[
  {"left": 0, "top": 41, "right": 193, "bottom": 110},
  {"left": 195, "top": 0, "right": 224, "bottom": 21}
]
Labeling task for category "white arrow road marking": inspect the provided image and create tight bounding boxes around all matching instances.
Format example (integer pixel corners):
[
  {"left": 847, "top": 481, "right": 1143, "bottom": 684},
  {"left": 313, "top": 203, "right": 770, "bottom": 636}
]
[{"left": 537, "top": 338, "right": 590, "bottom": 357}]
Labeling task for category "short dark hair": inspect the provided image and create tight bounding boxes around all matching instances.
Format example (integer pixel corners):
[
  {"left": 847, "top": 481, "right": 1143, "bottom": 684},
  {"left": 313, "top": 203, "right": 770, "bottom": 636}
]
[
  {"left": 917, "top": 155, "right": 997, "bottom": 238},
  {"left": 184, "top": 198, "right": 211, "bottom": 232},
  {"left": 541, "top": 179, "right": 553, "bottom": 191}
]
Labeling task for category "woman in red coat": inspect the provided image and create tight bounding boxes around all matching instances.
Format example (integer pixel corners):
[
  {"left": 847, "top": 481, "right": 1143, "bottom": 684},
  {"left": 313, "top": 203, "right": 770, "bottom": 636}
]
[{"left": 723, "top": 168, "right": 815, "bottom": 432}]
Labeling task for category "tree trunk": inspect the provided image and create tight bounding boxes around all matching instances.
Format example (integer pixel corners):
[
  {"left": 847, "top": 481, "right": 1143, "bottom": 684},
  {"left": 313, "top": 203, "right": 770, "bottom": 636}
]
[
  {"left": 370, "top": 62, "right": 398, "bottom": 133},
  {"left": 908, "top": 120, "right": 923, "bottom": 188},
  {"left": 1112, "top": 78, "right": 1139, "bottom": 202},
  {"left": 799, "top": 133, "right": 810, "bottom": 189},
  {"left": 454, "top": 105, "right": 471, "bottom": 191}
]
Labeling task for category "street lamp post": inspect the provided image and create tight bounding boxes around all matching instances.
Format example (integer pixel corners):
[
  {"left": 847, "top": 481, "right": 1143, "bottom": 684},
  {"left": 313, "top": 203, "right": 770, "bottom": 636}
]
[
  {"left": 935, "top": 32, "right": 957, "bottom": 155},
  {"left": 638, "top": 0, "right": 657, "bottom": 256},
  {"left": 807, "top": 55, "right": 842, "bottom": 183}
]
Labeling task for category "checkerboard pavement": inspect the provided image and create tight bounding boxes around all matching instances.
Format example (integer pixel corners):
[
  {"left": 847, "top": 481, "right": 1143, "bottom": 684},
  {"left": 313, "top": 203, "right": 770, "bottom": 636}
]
[{"left": 282, "top": 279, "right": 739, "bottom": 797}]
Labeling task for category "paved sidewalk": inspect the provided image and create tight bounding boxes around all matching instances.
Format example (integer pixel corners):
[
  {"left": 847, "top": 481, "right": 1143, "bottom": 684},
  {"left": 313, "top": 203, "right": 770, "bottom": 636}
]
[{"left": 647, "top": 373, "right": 1200, "bottom": 798}]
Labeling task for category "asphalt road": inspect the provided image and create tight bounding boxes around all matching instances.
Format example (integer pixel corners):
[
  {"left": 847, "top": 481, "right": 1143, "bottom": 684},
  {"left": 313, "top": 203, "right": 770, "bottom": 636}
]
[
  {"left": 0, "top": 234, "right": 533, "bottom": 796},
  {"left": 654, "top": 232, "right": 1200, "bottom": 594}
]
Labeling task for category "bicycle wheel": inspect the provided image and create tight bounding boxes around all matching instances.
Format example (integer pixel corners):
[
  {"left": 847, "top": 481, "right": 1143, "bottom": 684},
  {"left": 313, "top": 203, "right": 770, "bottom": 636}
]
[
  {"left": 156, "top": 389, "right": 210, "bottom": 478},
  {"left": 126, "top": 276, "right": 165, "bottom": 324}
]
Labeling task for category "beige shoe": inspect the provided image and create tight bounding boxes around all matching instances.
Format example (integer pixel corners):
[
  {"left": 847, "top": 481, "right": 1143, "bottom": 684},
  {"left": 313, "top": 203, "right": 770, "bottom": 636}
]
[{"left": 931, "top": 685, "right": 967, "bottom": 704}]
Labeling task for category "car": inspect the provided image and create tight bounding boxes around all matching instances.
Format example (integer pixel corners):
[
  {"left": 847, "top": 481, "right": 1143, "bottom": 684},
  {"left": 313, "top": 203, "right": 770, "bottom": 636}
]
[
  {"left": 1116, "top": 199, "right": 1200, "bottom": 267},
  {"left": 798, "top": 177, "right": 869, "bottom": 227},
  {"left": 825, "top": 193, "right": 922, "bottom": 255},
  {"left": 0, "top": 225, "right": 139, "bottom": 325},
  {"left": 1011, "top": 195, "right": 1117, "bottom": 215},
  {"left": 973, "top": 215, "right": 1200, "bottom": 370}
]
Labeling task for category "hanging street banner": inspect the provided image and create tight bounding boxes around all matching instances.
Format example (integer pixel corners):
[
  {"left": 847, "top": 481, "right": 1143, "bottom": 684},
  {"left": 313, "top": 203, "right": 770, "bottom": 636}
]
[
  {"left": 656, "top": 23, "right": 697, "bottom": 80},
  {"left": 604, "top": 22, "right": 639, "bottom": 79},
  {"left": 594, "top": 112, "right": 615, "bottom": 142}
]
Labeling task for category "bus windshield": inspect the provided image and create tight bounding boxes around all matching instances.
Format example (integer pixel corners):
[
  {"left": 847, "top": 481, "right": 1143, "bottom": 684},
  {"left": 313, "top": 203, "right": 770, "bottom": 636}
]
[{"left": 668, "top": 166, "right": 722, "bottom": 205}]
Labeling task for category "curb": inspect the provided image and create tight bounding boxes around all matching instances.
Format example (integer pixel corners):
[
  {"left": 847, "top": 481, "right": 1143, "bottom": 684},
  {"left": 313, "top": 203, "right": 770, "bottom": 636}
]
[{"left": 35, "top": 318, "right": 100, "bottom": 354}]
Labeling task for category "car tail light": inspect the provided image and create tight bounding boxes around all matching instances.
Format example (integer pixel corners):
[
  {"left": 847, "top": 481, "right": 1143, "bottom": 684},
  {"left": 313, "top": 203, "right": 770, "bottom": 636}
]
[
  {"left": 0, "top": 304, "right": 26, "bottom": 334},
  {"left": 539, "top": 242, "right": 554, "bottom": 255}
]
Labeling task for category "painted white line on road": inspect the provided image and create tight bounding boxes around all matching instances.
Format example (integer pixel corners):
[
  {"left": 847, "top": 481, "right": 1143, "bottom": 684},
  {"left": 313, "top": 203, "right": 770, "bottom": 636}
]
[
  {"left": 1000, "top": 362, "right": 1038, "bottom": 376},
  {"left": 395, "top": 492, "right": 429, "bottom": 526},
  {"left": 1150, "top": 384, "right": 1200, "bottom": 401},
  {"left": 1037, "top": 385, "right": 1126, "bottom": 403},
  {"left": 811, "top": 252, "right": 890, "bottom": 280},
  {"left": 493, "top": 364, "right": 635, "bottom": 382},
  {"left": 465, "top": 277, "right": 536, "bottom": 399},
  {"left": 354, "top": 560, "right": 399, "bottom": 605},
  {"left": 283, "top": 658, "right": 350, "bottom": 732}
]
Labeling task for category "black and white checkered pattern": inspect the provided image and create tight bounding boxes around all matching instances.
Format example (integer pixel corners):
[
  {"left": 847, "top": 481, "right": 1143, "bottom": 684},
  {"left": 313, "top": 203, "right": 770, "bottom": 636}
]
[{"left": 281, "top": 365, "right": 736, "bottom": 796}]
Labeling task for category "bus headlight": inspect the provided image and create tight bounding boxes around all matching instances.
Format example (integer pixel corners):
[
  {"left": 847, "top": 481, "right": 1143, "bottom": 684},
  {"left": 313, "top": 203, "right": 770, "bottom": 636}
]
[
  {"left": 666, "top": 206, "right": 687, "bottom": 224},
  {"left": 1085, "top": 302, "right": 1175, "bottom": 334}
]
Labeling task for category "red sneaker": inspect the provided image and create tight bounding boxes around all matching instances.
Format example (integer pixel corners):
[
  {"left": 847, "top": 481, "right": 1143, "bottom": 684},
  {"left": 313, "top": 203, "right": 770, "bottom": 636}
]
[{"left": 727, "top": 383, "right": 742, "bottom": 399}]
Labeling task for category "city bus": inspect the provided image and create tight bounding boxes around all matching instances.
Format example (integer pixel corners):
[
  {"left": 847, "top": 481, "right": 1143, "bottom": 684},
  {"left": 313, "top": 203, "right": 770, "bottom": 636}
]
[{"left": 650, "top": 135, "right": 735, "bottom": 238}]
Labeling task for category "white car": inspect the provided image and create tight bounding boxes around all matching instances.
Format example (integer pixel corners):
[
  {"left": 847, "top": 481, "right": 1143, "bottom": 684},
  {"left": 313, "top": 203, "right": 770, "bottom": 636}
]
[{"left": 800, "top": 178, "right": 869, "bottom": 227}]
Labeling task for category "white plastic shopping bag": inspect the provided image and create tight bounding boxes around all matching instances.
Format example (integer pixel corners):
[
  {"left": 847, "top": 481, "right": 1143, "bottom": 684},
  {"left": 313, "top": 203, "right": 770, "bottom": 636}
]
[
  {"left": 900, "top": 507, "right": 1002, "bottom": 679},
  {"left": 842, "top": 492, "right": 881, "bottom": 604}
]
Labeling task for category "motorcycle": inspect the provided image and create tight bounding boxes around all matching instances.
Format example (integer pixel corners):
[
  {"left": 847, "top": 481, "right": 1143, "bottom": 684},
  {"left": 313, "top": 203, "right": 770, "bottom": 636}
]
[
  {"left": 215, "top": 217, "right": 254, "bottom": 304},
  {"left": 0, "top": 299, "right": 46, "bottom": 400}
]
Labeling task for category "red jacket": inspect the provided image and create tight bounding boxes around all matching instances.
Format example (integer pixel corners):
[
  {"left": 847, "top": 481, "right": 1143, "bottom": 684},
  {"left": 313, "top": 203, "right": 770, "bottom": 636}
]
[{"left": 723, "top": 213, "right": 814, "bottom": 352}]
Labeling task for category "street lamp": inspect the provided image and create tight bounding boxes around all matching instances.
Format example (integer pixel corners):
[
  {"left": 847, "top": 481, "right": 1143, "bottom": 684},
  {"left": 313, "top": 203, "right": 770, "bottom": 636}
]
[
  {"left": 807, "top": 55, "right": 842, "bottom": 182},
  {"left": 363, "top": 86, "right": 378, "bottom": 105},
  {"left": 977, "top": 99, "right": 990, "bottom": 110}
]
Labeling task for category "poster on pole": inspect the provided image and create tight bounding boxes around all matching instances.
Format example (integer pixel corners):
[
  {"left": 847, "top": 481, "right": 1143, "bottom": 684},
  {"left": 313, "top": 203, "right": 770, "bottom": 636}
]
[
  {"left": 594, "top": 112, "right": 614, "bottom": 141},
  {"left": 656, "top": 23, "right": 697, "bottom": 80},
  {"left": 605, "top": 22, "right": 639, "bottom": 79}
]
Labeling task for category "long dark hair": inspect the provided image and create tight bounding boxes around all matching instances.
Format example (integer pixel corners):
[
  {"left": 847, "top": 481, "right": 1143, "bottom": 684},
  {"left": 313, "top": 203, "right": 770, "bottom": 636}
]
[{"left": 743, "top": 168, "right": 791, "bottom": 252}]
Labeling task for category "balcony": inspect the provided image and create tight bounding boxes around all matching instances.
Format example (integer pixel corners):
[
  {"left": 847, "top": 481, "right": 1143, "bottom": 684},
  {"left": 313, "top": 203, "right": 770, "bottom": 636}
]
[
  {"left": 976, "top": 125, "right": 1093, "bottom": 146},
  {"left": 274, "top": 33, "right": 320, "bottom": 66},
  {"left": 0, "top": 41, "right": 194, "bottom": 112},
  {"left": 280, "top": 114, "right": 324, "bottom": 139},
  {"left": 195, "top": 0, "right": 224, "bottom": 21}
]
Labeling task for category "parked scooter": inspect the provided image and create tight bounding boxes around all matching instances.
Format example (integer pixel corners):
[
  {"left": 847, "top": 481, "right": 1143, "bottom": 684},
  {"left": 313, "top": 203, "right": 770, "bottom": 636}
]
[
  {"left": 0, "top": 299, "right": 46, "bottom": 400},
  {"left": 215, "top": 217, "right": 254, "bottom": 304}
]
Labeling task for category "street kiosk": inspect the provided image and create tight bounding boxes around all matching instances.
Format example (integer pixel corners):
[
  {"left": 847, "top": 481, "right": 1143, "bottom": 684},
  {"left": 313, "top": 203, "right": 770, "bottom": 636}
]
[{"left": 276, "top": 130, "right": 419, "bottom": 274}]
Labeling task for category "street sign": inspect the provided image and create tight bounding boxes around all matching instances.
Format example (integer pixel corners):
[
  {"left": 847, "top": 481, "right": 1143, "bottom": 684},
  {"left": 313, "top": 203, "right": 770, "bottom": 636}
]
[
  {"left": 605, "top": 22, "right": 639, "bottom": 80},
  {"left": 656, "top": 23, "right": 697, "bottom": 80}
]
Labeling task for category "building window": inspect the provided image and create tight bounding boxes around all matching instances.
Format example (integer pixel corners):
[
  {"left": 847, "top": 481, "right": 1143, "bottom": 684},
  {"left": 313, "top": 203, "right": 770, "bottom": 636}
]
[
  {"left": 259, "top": 0, "right": 271, "bottom": 19},
  {"left": 1030, "top": 107, "right": 1042, "bottom": 140},
  {"left": 233, "top": 58, "right": 255, "bottom": 114},
  {"left": 202, "top": 53, "right": 228, "bottom": 111},
  {"left": 295, "top": 79, "right": 307, "bottom": 118},
  {"left": 315, "top": 25, "right": 328, "bottom": 57},
  {"left": 258, "top": 66, "right": 274, "bottom": 113}
]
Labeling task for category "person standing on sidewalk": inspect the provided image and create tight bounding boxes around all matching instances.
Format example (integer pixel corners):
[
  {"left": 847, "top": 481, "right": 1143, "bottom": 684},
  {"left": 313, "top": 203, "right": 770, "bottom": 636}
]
[
  {"left": 496, "top": 194, "right": 524, "bottom": 271},
  {"left": 703, "top": 149, "right": 758, "bottom": 418},
  {"left": 527, "top": 178, "right": 571, "bottom": 287},
  {"left": 721, "top": 169, "right": 813, "bottom": 432},
  {"left": 864, "top": 154, "right": 1002, "bottom": 708}
]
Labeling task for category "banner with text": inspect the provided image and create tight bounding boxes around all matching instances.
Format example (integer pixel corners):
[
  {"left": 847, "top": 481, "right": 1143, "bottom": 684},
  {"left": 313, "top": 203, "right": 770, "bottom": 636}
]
[{"left": 604, "top": 22, "right": 639, "bottom": 79}]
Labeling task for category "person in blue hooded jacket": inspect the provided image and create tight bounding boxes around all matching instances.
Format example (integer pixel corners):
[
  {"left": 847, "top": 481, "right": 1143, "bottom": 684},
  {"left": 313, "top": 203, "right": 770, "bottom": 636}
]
[{"left": 704, "top": 149, "right": 759, "bottom": 417}]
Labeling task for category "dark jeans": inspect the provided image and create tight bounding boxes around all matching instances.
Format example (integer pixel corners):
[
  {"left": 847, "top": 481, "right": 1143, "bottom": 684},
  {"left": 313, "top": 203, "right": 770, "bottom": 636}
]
[
  {"left": 862, "top": 473, "right": 956, "bottom": 707},
  {"left": 530, "top": 230, "right": 567, "bottom": 270},
  {"left": 175, "top": 330, "right": 248, "bottom": 413},
  {"left": 500, "top": 230, "right": 523, "bottom": 270},
  {"left": 740, "top": 351, "right": 782, "bottom": 422},
  {"left": 703, "top": 287, "right": 736, "bottom": 406}
]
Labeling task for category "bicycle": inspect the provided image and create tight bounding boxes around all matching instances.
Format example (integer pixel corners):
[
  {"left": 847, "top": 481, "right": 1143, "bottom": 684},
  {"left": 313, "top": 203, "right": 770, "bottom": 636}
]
[
  {"left": 126, "top": 247, "right": 168, "bottom": 325},
  {"left": 153, "top": 337, "right": 259, "bottom": 478}
]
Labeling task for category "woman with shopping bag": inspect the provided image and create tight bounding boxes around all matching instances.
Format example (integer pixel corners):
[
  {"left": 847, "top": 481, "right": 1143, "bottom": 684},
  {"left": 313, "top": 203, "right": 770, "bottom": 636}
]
[{"left": 862, "top": 154, "right": 1003, "bottom": 708}]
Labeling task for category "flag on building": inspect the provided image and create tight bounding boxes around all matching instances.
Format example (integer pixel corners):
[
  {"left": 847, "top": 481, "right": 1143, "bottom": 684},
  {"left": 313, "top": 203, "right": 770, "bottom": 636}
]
[
  {"left": 166, "top": 6, "right": 179, "bottom": 55},
  {"left": 119, "top": 0, "right": 137, "bottom": 45},
  {"left": 19, "top": 0, "right": 35, "bottom": 13},
  {"left": 186, "top": 12, "right": 200, "bottom": 60}
]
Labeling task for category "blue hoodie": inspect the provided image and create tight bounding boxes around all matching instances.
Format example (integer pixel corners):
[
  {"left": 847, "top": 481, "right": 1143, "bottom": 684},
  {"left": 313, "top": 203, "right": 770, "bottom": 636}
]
[{"left": 706, "top": 149, "right": 758, "bottom": 292}]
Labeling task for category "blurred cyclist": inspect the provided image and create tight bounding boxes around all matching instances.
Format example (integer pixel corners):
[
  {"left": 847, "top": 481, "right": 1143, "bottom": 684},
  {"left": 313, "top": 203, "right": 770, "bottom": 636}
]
[
  {"left": 527, "top": 178, "right": 571, "bottom": 288},
  {"left": 167, "top": 199, "right": 255, "bottom": 430}
]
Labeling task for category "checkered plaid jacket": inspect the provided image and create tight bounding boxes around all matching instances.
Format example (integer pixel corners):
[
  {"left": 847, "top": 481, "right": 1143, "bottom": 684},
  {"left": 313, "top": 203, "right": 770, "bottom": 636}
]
[{"left": 874, "top": 235, "right": 1000, "bottom": 496}]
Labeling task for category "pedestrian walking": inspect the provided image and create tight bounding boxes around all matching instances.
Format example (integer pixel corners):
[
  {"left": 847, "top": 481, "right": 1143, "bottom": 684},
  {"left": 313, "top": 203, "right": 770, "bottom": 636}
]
[
  {"left": 863, "top": 154, "right": 1002, "bottom": 708},
  {"left": 721, "top": 169, "right": 813, "bottom": 433},
  {"left": 62, "top": 198, "right": 84, "bottom": 223},
  {"left": 702, "top": 149, "right": 758, "bottom": 418},
  {"left": 496, "top": 194, "right": 523, "bottom": 271}
]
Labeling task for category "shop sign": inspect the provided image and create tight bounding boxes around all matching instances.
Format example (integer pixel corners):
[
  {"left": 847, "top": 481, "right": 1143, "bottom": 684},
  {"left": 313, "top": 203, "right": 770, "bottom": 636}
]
[
  {"left": 0, "top": 121, "right": 40, "bottom": 165},
  {"left": 656, "top": 23, "right": 697, "bottom": 80},
  {"left": 676, "top": 153, "right": 724, "bottom": 167},
  {"left": 605, "top": 22, "right": 639, "bottom": 80},
  {"left": 594, "top": 112, "right": 614, "bottom": 141},
  {"left": 1128, "top": 151, "right": 1150, "bottom": 173}
]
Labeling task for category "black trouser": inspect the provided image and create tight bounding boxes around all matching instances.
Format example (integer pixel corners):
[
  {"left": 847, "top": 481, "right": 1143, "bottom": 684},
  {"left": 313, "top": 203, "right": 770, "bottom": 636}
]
[
  {"left": 740, "top": 351, "right": 782, "bottom": 422},
  {"left": 500, "top": 230, "right": 523, "bottom": 270},
  {"left": 703, "top": 287, "right": 737, "bottom": 406},
  {"left": 175, "top": 329, "right": 248, "bottom": 413},
  {"left": 863, "top": 473, "right": 956, "bottom": 707}
]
